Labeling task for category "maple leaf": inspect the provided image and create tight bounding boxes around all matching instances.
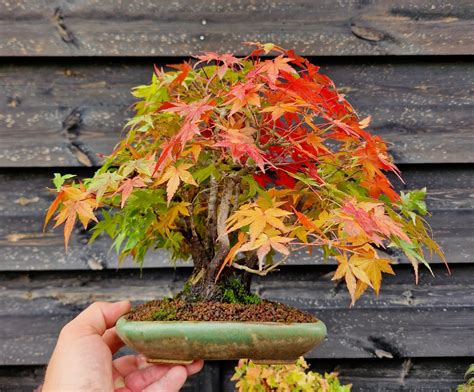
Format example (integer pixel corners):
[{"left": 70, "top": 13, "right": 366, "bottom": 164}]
[
  {"left": 167, "top": 61, "right": 192, "bottom": 88},
  {"left": 372, "top": 205, "right": 411, "bottom": 243},
  {"left": 44, "top": 189, "right": 65, "bottom": 232},
  {"left": 352, "top": 253, "right": 394, "bottom": 295},
  {"left": 335, "top": 200, "right": 384, "bottom": 246},
  {"left": 355, "top": 135, "right": 402, "bottom": 184},
  {"left": 226, "top": 201, "right": 292, "bottom": 241},
  {"left": 225, "top": 81, "right": 262, "bottom": 115},
  {"left": 333, "top": 246, "right": 395, "bottom": 304},
  {"left": 261, "top": 101, "right": 306, "bottom": 121},
  {"left": 332, "top": 253, "right": 372, "bottom": 306},
  {"left": 117, "top": 176, "right": 147, "bottom": 208},
  {"left": 243, "top": 41, "right": 285, "bottom": 56},
  {"left": 87, "top": 172, "right": 122, "bottom": 202},
  {"left": 182, "top": 143, "right": 202, "bottom": 162},
  {"left": 214, "top": 126, "right": 267, "bottom": 171},
  {"left": 195, "top": 52, "right": 242, "bottom": 79},
  {"left": 163, "top": 97, "right": 214, "bottom": 123},
  {"left": 156, "top": 201, "right": 190, "bottom": 234},
  {"left": 44, "top": 186, "right": 90, "bottom": 232},
  {"left": 156, "top": 163, "right": 198, "bottom": 204},
  {"left": 292, "top": 208, "right": 325, "bottom": 236},
  {"left": 239, "top": 233, "right": 294, "bottom": 270},
  {"left": 359, "top": 115, "right": 371, "bottom": 129},
  {"left": 251, "top": 55, "right": 297, "bottom": 84},
  {"left": 53, "top": 195, "right": 97, "bottom": 250}
]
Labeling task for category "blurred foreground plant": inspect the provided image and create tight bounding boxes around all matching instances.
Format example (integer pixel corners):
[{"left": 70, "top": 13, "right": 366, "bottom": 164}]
[{"left": 232, "top": 357, "right": 351, "bottom": 392}]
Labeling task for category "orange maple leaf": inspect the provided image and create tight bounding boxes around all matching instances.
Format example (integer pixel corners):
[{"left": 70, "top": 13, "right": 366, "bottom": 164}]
[{"left": 156, "top": 163, "right": 197, "bottom": 204}]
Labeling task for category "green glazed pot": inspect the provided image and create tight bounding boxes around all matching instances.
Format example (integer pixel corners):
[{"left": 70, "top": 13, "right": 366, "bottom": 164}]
[{"left": 116, "top": 316, "right": 326, "bottom": 364}]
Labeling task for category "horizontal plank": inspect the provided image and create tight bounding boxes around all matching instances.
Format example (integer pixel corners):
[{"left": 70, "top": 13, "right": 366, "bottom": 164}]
[
  {"left": 221, "top": 358, "right": 472, "bottom": 391},
  {"left": 0, "top": 167, "right": 472, "bottom": 271},
  {"left": 0, "top": 61, "right": 473, "bottom": 166},
  {"left": 1, "top": 357, "right": 470, "bottom": 391},
  {"left": 1, "top": 264, "right": 473, "bottom": 365},
  {"left": 0, "top": 363, "right": 220, "bottom": 391},
  {"left": 0, "top": 1, "right": 473, "bottom": 56}
]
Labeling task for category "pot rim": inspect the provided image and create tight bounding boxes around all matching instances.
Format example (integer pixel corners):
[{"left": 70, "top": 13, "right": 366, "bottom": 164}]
[{"left": 117, "top": 314, "right": 324, "bottom": 326}]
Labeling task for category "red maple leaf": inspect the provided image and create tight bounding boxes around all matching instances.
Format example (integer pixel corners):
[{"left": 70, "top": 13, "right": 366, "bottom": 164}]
[
  {"left": 167, "top": 61, "right": 192, "bottom": 88},
  {"left": 214, "top": 126, "right": 267, "bottom": 172},
  {"left": 195, "top": 52, "right": 242, "bottom": 79}
]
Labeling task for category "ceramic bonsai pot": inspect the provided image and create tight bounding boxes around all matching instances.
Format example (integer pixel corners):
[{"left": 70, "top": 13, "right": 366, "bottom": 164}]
[{"left": 116, "top": 316, "right": 326, "bottom": 364}]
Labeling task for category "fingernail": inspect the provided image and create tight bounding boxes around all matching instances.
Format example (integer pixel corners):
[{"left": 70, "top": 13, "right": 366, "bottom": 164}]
[{"left": 114, "top": 376, "right": 125, "bottom": 388}]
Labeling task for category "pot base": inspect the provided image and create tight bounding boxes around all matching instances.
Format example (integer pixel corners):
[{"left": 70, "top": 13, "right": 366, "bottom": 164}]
[
  {"left": 116, "top": 316, "right": 327, "bottom": 363},
  {"left": 147, "top": 358, "right": 194, "bottom": 365}
]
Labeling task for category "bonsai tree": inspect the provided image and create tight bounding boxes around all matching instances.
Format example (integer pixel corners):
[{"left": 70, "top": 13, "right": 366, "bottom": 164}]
[{"left": 44, "top": 42, "right": 445, "bottom": 305}]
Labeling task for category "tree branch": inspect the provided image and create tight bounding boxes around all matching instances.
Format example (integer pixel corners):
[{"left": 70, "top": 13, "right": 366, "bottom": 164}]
[
  {"left": 206, "top": 175, "right": 218, "bottom": 255},
  {"left": 215, "top": 176, "right": 234, "bottom": 251},
  {"left": 204, "top": 174, "right": 237, "bottom": 282}
]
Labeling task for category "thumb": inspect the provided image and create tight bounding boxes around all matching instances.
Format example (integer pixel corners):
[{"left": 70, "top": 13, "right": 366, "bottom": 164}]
[{"left": 66, "top": 301, "right": 131, "bottom": 337}]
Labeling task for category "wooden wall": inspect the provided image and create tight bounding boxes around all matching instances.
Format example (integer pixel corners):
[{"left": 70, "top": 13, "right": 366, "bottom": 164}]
[{"left": 0, "top": 1, "right": 473, "bottom": 390}]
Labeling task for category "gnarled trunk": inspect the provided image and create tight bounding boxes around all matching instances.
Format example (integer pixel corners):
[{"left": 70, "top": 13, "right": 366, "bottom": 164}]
[
  {"left": 177, "top": 258, "right": 255, "bottom": 302},
  {"left": 177, "top": 173, "right": 257, "bottom": 302}
]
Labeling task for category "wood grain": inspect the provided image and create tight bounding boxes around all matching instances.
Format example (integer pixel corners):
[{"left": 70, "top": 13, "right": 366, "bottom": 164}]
[
  {"left": 0, "top": 363, "right": 220, "bottom": 391},
  {"left": 0, "top": 167, "right": 472, "bottom": 271},
  {"left": 0, "top": 60, "right": 472, "bottom": 166},
  {"left": 0, "top": 1, "right": 473, "bottom": 56},
  {"left": 1, "top": 264, "right": 472, "bottom": 365}
]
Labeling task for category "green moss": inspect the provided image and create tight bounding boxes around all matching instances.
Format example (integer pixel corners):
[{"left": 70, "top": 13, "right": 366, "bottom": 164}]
[
  {"left": 221, "top": 279, "right": 262, "bottom": 305},
  {"left": 151, "top": 298, "right": 177, "bottom": 321}
]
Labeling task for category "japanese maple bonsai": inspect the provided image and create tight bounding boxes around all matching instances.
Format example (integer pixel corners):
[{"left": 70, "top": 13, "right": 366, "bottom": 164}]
[{"left": 44, "top": 42, "right": 444, "bottom": 362}]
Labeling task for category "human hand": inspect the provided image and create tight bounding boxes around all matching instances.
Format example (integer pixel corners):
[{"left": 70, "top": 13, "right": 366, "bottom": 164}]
[{"left": 42, "top": 301, "right": 203, "bottom": 391}]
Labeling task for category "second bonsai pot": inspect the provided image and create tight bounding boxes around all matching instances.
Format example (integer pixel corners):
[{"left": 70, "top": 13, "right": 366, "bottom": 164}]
[{"left": 116, "top": 316, "right": 326, "bottom": 364}]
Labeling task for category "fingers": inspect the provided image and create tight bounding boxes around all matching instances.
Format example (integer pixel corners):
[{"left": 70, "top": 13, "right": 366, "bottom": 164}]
[
  {"left": 124, "top": 364, "right": 172, "bottom": 391},
  {"left": 142, "top": 366, "right": 188, "bottom": 392},
  {"left": 185, "top": 359, "right": 204, "bottom": 376},
  {"left": 65, "top": 301, "right": 131, "bottom": 337},
  {"left": 113, "top": 355, "right": 139, "bottom": 376},
  {"left": 103, "top": 327, "right": 125, "bottom": 354},
  {"left": 114, "top": 357, "right": 202, "bottom": 391}
]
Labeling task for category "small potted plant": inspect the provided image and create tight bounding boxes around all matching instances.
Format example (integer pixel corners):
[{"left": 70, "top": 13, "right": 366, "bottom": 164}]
[{"left": 44, "top": 42, "right": 445, "bottom": 364}]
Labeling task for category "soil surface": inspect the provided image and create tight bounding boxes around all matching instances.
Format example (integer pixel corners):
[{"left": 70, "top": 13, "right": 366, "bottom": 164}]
[{"left": 127, "top": 299, "right": 317, "bottom": 323}]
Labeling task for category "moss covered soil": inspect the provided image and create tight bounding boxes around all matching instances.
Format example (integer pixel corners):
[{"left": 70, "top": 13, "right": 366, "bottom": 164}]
[{"left": 126, "top": 299, "right": 318, "bottom": 323}]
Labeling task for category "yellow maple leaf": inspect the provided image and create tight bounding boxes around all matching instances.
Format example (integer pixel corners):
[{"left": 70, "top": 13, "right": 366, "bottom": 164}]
[
  {"left": 156, "top": 163, "right": 198, "bottom": 204},
  {"left": 351, "top": 248, "right": 395, "bottom": 295},
  {"left": 332, "top": 252, "right": 372, "bottom": 306},
  {"left": 239, "top": 233, "right": 294, "bottom": 269},
  {"left": 182, "top": 143, "right": 202, "bottom": 162},
  {"left": 226, "top": 201, "right": 292, "bottom": 241},
  {"left": 156, "top": 202, "right": 190, "bottom": 234}
]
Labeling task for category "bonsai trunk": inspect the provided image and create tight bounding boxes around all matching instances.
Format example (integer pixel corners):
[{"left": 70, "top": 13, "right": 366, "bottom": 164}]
[
  {"left": 178, "top": 173, "right": 256, "bottom": 302},
  {"left": 178, "top": 254, "right": 257, "bottom": 302}
]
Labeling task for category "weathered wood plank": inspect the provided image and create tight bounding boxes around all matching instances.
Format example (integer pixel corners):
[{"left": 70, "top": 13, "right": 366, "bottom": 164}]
[
  {"left": 221, "top": 358, "right": 472, "bottom": 391},
  {"left": 0, "top": 167, "right": 472, "bottom": 271},
  {"left": 1, "top": 60, "right": 472, "bottom": 166},
  {"left": 0, "top": 1, "right": 473, "bottom": 56},
  {"left": 0, "top": 363, "right": 220, "bottom": 391},
  {"left": 0, "top": 264, "right": 473, "bottom": 365}
]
